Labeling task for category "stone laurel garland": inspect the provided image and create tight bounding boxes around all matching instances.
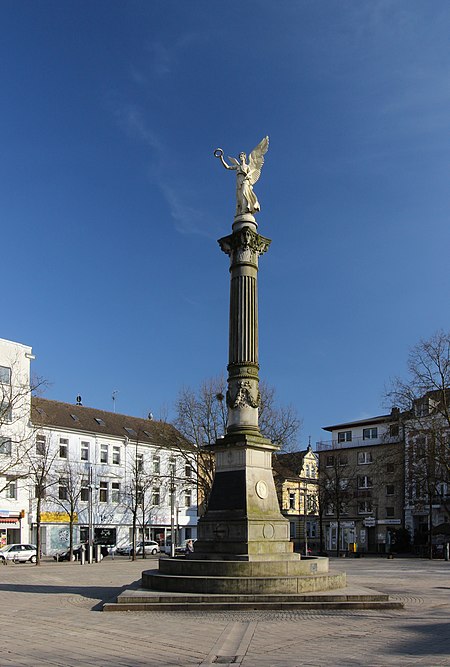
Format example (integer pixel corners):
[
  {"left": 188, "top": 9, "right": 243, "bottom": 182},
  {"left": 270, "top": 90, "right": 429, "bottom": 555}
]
[{"left": 227, "top": 380, "right": 261, "bottom": 409}]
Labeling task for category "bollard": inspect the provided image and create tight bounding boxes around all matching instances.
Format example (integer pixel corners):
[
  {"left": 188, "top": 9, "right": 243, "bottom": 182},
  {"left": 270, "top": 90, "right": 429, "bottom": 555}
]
[
  {"left": 95, "top": 544, "right": 101, "bottom": 563},
  {"left": 80, "top": 545, "right": 86, "bottom": 565},
  {"left": 445, "top": 543, "right": 449, "bottom": 562}
]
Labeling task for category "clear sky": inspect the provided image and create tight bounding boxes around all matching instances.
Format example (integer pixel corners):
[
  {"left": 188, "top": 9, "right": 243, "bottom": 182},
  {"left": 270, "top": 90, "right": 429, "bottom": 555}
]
[{"left": 2, "top": 1, "right": 449, "bottom": 447}]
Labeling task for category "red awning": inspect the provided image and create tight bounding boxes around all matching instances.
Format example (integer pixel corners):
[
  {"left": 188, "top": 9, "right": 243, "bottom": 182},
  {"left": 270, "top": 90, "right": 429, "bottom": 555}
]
[{"left": 0, "top": 518, "right": 19, "bottom": 524}]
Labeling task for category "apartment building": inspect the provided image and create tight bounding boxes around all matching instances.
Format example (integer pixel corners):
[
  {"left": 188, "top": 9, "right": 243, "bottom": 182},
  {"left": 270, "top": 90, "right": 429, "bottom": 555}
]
[{"left": 317, "top": 411, "right": 404, "bottom": 554}]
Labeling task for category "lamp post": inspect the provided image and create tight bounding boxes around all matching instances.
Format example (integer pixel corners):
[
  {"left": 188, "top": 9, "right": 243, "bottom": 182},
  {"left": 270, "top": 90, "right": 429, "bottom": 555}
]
[
  {"left": 170, "top": 469, "right": 176, "bottom": 558},
  {"left": 88, "top": 464, "right": 94, "bottom": 564}
]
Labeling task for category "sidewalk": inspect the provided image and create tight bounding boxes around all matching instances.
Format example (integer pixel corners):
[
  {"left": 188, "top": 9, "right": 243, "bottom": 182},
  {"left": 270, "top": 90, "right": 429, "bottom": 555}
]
[{"left": 0, "top": 556, "right": 449, "bottom": 666}]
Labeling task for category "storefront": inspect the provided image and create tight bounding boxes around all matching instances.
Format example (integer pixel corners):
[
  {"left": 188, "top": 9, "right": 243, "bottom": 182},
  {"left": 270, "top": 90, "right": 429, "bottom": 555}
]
[{"left": 0, "top": 513, "right": 22, "bottom": 546}]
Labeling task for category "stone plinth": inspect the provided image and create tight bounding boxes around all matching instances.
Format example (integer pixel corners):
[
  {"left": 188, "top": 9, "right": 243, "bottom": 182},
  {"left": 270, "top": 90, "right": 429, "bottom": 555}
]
[{"left": 142, "top": 557, "right": 345, "bottom": 595}]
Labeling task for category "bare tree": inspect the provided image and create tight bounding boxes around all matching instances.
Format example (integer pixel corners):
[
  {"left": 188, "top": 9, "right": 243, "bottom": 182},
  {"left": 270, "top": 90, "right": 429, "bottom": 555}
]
[
  {"left": 318, "top": 451, "right": 356, "bottom": 557},
  {"left": 122, "top": 437, "right": 159, "bottom": 560},
  {"left": 25, "top": 430, "right": 58, "bottom": 565},
  {"left": 259, "top": 380, "right": 303, "bottom": 452},
  {"left": 386, "top": 330, "right": 450, "bottom": 557},
  {"left": 46, "top": 460, "right": 85, "bottom": 561},
  {"left": 0, "top": 358, "right": 47, "bottom": 494}
]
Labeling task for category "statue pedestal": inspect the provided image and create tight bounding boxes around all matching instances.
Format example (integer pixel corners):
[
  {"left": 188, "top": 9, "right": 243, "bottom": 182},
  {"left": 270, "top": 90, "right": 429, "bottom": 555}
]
[{"left": 194, "top": 432, "right": 298, "bottom": 561}]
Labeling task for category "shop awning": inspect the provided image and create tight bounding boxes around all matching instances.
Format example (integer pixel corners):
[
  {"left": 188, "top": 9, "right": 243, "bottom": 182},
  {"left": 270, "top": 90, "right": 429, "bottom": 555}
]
[{"left": 0, "top": 518, "right": 20, "bottom": 524}]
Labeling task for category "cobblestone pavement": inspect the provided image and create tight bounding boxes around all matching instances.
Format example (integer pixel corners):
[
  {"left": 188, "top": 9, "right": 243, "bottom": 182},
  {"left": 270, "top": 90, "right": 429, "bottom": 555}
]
[{"left": 0, "top": 555, "right": 449, "bottom": 666}]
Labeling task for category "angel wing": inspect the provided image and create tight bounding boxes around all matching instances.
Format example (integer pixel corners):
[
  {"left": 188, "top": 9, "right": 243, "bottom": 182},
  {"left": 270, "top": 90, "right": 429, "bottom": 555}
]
[
  {"left": 228, "top": 156, "right": 240, "bottom": 166},
  {"left": 248, "top": 136, "right": 269, "bottom": 185}
]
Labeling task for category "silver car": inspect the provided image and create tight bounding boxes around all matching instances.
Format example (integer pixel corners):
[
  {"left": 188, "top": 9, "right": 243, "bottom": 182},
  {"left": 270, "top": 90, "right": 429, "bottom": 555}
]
[{"left": 0, "top": 543, "right": 37, "bottom": 563}]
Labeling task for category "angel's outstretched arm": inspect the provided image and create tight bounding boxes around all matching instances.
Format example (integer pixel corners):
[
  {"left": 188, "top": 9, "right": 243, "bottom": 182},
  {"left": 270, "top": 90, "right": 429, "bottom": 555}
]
[{"left": 214, "top": 148, "right": 237, "bottom": 170}]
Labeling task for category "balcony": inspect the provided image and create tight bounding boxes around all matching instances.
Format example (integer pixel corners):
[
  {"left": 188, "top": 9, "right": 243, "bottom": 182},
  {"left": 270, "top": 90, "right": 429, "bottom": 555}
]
[{"left": 316, "top": 435, "right": 400, "bottom": 452}]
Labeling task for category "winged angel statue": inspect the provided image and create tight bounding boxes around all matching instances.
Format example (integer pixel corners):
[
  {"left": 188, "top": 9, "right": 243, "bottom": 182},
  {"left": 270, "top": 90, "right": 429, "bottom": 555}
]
[{"left": 214, "top": 136, "right": 269, "bottom": 217}]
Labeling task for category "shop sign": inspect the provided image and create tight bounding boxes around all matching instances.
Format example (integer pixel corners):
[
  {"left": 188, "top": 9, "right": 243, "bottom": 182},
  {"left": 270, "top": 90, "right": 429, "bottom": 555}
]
[
  {"left": 378, "top": 519, "right": 401, "bottom": 525},
  {"left": 363, "top": 517, "right": 376, "bottom": 527},
  {"left": 330, "top": 521, "right": 355, "bottom": 528},
  {"left": 40, "top": 511, "right": 78, "bottom": 523}
]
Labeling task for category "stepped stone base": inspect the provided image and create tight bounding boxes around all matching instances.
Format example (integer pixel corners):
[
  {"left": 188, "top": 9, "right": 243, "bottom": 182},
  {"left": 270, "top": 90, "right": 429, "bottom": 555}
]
[
  {"left": 141, "top": 556, "right": 344, "bottom": 595},
  {"left": 103, "top": 586, "right": 404, "bottom": 612}
]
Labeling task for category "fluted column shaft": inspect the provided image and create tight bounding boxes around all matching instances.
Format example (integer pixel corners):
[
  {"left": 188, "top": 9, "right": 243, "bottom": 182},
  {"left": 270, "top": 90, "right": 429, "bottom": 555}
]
[{"left": 218, "top": 221, "right": 271, "bottom": 434}]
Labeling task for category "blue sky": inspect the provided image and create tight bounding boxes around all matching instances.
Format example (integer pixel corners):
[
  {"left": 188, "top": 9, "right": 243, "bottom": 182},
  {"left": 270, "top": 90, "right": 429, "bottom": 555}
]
[{"left": 2, "top": 1, "right": 449, "bottom": 446}]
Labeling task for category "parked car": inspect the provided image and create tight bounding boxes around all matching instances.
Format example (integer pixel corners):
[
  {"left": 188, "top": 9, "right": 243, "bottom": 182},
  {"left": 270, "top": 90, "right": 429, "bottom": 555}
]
[
  {"left": 116, "top": 542, "right": 133, "bottom": 556},
  {"left": 117, "top": 540, "right": 160, "bottom": 556},
  {"left": 0, "top": 543, "right": 37, "bottom": 563},
  {"left": 53, "top": 543, "right": 87, "bottom": 561},
  {"left": 175, "top": 539, "right": 196, "bottom": 555},
  {"left": 53, "top": 543, "right": 109, "bottom": 561}
]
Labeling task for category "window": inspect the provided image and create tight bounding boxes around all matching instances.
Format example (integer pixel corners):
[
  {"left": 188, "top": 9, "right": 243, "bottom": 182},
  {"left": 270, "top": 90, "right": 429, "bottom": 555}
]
[
  {"left": 338, "top": 431, "right": 352, "bottom": 443},
  {"left": 305, "top": 464, "right": 310, "bottom": 477},
  {"left": 358, "top": 451, "right": 373, "bottom": 465},
  {"left": 112, "top": 446, "right": 120, "bottom": 465},
  {"left": 169, "top": 456, "right": 176, "bottom": 475},
  {"left": 99, "top": 481, "right": 108, "bottom": 503},
  {"left": 389, "top": 423, "right": 399, "bottom": 438},
  {"left": 185, "top": 490, "right": 192, "bottom": 508},
  {"left": 136, "top": 453, "right": 144, "bottom": 472},
  {"left": 153, "top": 456, "right": 160, "bottom": 474},
  {"left": 0, "top": 439, "right": 12, "bottom": 455},
  {"left": 124, "top": 426, "right": 137, "bottom": 437},
  {"left": 386, "top": 462, "right": 395, "bottom": 473},
  {"left": 358, "top": 501, "right": 373, "bottom": 514},
  {"left": 111, "top": 482, "right": 120, "bottom": 503},
  {"left": 100, "top": 444, "right": 108, "bottom": 464},
  {"left": 415, "top": 437, "right": 426, "bottom": 457},
  {"left": 363, "top": 428, "right": 378, "bottom": 440},
  {"left": 58, "top": 479, "right": 68, "bottom": 500},
  {"left": 6, "top": 477, "right": 17, "bottom": 499},
  {"left": 386, "top": 484, "right": 395, "bottom": 496},
  {"left": 94, "top": 417, "right": 106, "bottom": 426},
  {"left": 81, "top": 479, "right": 89, "bottom": 502},
  {"left": 136, "top": 485, "right": 144, "bottom": 504},
  {"left": 35, "top": 484, "right": 46, "bottom": 499},
  {"left": 0, "top": 365, "right": 11, "bottom": 384},
  {"left": 325, "top": 502, "right": 334, "bottom": 515},
  {"left": 338, "top": 454, "right": 348, "bottom": 466},
  {"left": 307, "top": 521, "right": 317, "bottom": 538},
  {"left": 358, "top": 476, "right": 373, "bottom": 489},
  {"left": 152, "top": 487, "right": 160, "bottom": 506},
  {"left": 59, "top": 438, "right": 68, "bottom": 459},
  {"left": 1, "top": 401, "right": 12, "bottom": 423},
  {"left": 386, "top": 506, "right": 395, "bottom": 518},
  {"left": 289, "top": 492, "right": 296, "bottom": 510},
  {"left": 326, "top": 455, "right": 335, "bottom": 467},
  {"left": 81, "top": 441, "right": 90, "bottom": 461},
  {"left": 185, "top": 463, "right": 192, "bottom": 478},
  {"left": 36, "top": 434, "right": 46, "bottom": 456}
]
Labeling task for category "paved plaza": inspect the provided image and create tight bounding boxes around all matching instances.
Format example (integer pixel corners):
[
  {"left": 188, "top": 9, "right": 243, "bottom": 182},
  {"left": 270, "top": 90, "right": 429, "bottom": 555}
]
[{"left": 0, "top": 555, "right": 449, "bottom": 666}]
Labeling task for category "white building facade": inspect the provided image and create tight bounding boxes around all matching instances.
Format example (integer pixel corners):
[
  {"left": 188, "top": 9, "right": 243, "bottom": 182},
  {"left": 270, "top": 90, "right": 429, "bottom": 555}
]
[{"left": 0, "top": 338, "right": 197, "bottom": 554}]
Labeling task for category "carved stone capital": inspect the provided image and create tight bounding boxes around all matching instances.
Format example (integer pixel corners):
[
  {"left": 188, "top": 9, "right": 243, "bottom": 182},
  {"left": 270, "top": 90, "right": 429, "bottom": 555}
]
[{"left": 218, "top": 226, "right": 271, "bottom": 261}]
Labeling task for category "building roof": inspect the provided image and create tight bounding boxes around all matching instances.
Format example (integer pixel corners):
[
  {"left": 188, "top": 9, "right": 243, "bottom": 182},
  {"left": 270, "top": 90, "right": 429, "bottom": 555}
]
[
  {"left": 322, "top": 413, "right": 398, "bottom": 432},
  {"left": 272, "top": 450, "right": 313, "bottom": 479},
  {"left": 31, "top": 397, "right": 192, "bottom": 451}
]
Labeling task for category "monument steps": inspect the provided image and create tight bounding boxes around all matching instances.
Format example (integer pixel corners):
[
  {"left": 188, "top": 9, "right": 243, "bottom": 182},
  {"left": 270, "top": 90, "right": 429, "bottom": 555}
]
[{"left": 103, "top": 587, "right": 404, "bottom": 612}]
